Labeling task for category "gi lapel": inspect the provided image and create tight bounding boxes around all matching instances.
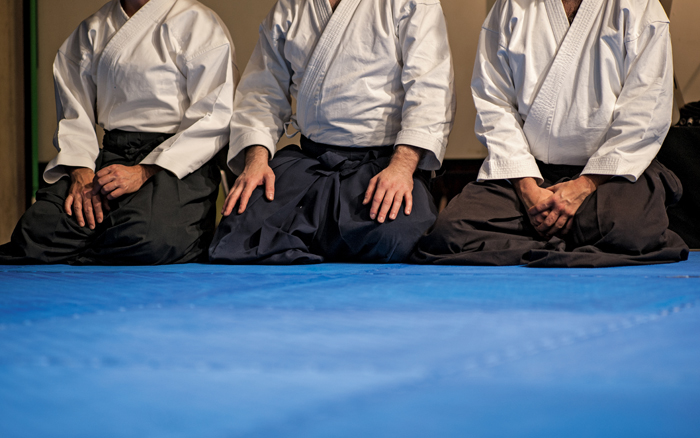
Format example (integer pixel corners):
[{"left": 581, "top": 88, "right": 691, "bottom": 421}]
[
  {"left": 523, "top": 0, "right": 604, "bottom": 155},
  {"left": 296, "top": 0, "right": 364, "bottom": 130},
  {"left": 96, "top": 0, "right": 177, "bottom": 83},
  {"left": 544, "top": 0, "right": 570, "bottom": 46}
]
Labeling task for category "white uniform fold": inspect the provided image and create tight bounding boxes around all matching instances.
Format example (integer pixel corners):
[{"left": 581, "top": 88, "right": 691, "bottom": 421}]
[
  {"left": 473, "top": 0, "right": 673, "bottom": 183},
  {"left": 228, "top": 0, "right": 456, "bottom": 175},
  {"left": 45, "top": 0, "right": 238, "bottom": 184}
]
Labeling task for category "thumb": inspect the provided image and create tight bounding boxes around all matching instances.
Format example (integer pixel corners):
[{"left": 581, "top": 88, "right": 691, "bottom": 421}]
[{"left": 264, "top": 172, "right": 275, "bottom": 201}]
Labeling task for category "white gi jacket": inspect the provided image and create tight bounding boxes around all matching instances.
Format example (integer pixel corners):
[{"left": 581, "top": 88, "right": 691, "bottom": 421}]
[
  {"left": 45, "top": 0, "right": 238, "bottom": 184},
  {"left": 228, "top": 0, "right": 456, "bottom": 174},
  {"left": 473, "top": 0, "right": 673, "bottom": 183}
]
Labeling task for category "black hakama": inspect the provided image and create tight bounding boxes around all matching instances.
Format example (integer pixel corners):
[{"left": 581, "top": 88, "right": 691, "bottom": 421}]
[
  {"left": 209, "top": 137, "right": 437, "bottom": 264},
  {"left": 0, "top": 130, "right": 220, "bottom": 265},
  {"left": 411, "top": 160, "right": 689, "bottom": 268}
]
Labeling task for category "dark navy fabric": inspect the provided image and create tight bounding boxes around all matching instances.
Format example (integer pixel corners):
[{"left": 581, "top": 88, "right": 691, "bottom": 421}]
[
  {"left": 1, "top": 255, "right": 699, "bottom": 437},
  {"left": 210, "top": 137, "right": 437, "bottom": 264},
  {"left": 0, "top": 130, "right": 220, "bottom": 265}
]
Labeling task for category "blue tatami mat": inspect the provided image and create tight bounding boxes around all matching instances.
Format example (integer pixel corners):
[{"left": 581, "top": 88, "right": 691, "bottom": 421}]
[{"left": 1, "top": 255, "right": 700, "bottom": 437}]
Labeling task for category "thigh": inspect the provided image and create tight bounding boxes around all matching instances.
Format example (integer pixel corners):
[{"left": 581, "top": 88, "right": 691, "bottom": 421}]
[
  {"left": 79, "top": 161, "right": 221, "bottom": 265},
  {"left": 2, "top": 179, "right": 95, "bottom": 264},
  {"left": 328, "top": 167, "right": 437, "bottom": 263},
  {"left": 209, "top": 148, "right": 328, "bottom": 264},
  {"left": 570, "top": 160, "right": 687, "bottom": 254},
  {"left": 411, "top": 180, "right": 552, "bottom": 265}
]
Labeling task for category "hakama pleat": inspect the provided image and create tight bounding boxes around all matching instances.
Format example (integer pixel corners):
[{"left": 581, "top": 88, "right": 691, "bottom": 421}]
[
  {"left": 0, "top": 130, "right": 220, "bottom": 265},
  {"left": 411, "top": 160, "right": 689, "bottom": 267},
  {"left": 209, "top": 138, "right": 437, "bottom": 264}
]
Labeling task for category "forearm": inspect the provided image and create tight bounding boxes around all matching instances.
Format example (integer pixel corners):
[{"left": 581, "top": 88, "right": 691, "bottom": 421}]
[
  {"left": 139, "top": 164, "right": 162, "bottom": 181},
  {"left": 245, "top": 145, "right": 271, "bottom": 167},
  {"left": 390, "top": 145, "right": 422, "bottom": 175}
]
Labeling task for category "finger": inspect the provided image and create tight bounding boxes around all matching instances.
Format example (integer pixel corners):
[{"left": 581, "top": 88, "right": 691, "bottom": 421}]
[
  {"left": 560, "top": 217, "right": 574, "bottom": 236},
  {"left": 377, "top": 190, "right": 396, "bottom": 223},
  {"left": 541, "top": 208, "right": 561, "bottom": 229},
  {"left": 91, "top": 174, "right": 102, "bottom": 195},
  {"left": 83, "top": 195, "right": 95, "bottom": 230},
  {"left": 107, "top": 187, "right": 126, "bottom": 200},
  {"left": 101, "top": 181, "right": 120, "bottom": 195},
  {"left": 92, "top": 193, "right": 104, "bottom": 224},
  {"left": 547, "top": 213, "right": 570, "bottom": 237},
  {"left": 363, "top": 177, "right": 378, "bottom": 205},
  {"left": 238, "top": 182, "right": 257, "bottom": 214},
  {"left": 370, "top": 185, "right": 387, "bottom": 220},
  {"left": 223, "top": 182, "right": 244, "bottom": 216},
  {"left": 96, "top": 166, "right": 114, "bottom": 178},
  {"left": 528, "top": 198, "right": 554, "bottom": 215},
  {"left": 532, "top": 210, "right": 550, "bottom": 227},
  {"left": 64, "top": 195, "right": 74, "bottom": 216},
  {"left": 388, "top": 191, "right": 404, "bottom": 221},
  {"left": 91, "top": 180, "right": 102, "bottom": 195},
  {"left": 74, "top": 196, "right": 85, "bottom": 227},
  {"left": 96, "top": 174, "right": 117, "bottom": 190},
  {"left": 404, "top": 191, "right": 413, "bottom": 216},
  {"left": 264, "top": 172, "right": 275, "bottom": 201}
]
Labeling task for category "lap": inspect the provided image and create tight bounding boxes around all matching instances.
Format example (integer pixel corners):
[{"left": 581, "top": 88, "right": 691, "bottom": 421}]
[
  {"left": 3, "top": 160, "right": 219, "bottom": 265},
  {"left": 413, "top": 160, "right": 688, "bottom": 267},
  {"left": 210, "top": 147, "right": 436, "bottom": 264}
]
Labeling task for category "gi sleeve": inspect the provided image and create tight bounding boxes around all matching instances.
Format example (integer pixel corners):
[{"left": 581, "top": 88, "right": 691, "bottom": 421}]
[
  {"left": 471, "top": 13, "right": 542, "bottom": 183},
  {"left": 396, "top": 0, "right": 456, "bottom": 171},
  {"left": 140, "top": 21, "right": 237, "bottom": 179},
  {"left": 44, "top": 31, "right": 100, "bottom": 184},
  {"left": 226, "top": 8, "right": 294, "bottom": 175},
  {"left": 582, "top": 18, "right": 673, "bottom": 182}
]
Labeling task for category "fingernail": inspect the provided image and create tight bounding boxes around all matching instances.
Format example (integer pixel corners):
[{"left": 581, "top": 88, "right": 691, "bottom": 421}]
[
  {"left": 379, "top": 216, "right": 384, "bottom": 222},
  {"left": 390, "top": 214, "right": 396, "bottom": 219}
]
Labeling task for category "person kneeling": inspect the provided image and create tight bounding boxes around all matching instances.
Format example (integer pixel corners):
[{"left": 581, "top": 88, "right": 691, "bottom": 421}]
[
  {"left": 412, "top": 0, "right": 688, "bottom": 268},
  {"left": 208, "top": 0, "right": 455, "bottom": 264},
  {"left": 0, "top": 0, "right": 237, "bottom": 265}
]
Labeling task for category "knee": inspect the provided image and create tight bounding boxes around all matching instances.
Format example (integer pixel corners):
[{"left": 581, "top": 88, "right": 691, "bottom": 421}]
[
  {"left": 588, "top": 183, "right": 671, "bottom": 254},
  {"left": 370, "top": 208, "right": 438, "bottom": 262},
  {"left": 119, "top": 222, "right": 203, "bottom": 265},
  {"left": 414, "top": 213, "right": 464, "bottom": 256}
]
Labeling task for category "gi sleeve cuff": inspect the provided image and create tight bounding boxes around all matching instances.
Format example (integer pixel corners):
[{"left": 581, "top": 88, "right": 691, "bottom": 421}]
[
  {"left": 43, "top": 153, "right": 97, "bottom": 184},
  {"left": 582, "top": 156, "right": 643, "bottom": 182},
  {"left": 395, "top": 129, "right": 446, "bottom": 171},
  {"left": 227, "top": 131, "right": 277, "bottom": 175},
  {"left": 477, "top": 155, "right": 543, "bottom": 184}
]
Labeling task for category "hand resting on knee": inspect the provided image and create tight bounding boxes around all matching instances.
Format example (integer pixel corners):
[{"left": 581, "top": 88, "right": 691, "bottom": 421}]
[
  {"left": 222, "top": 145, "right": 275, "bottom": 216},
  {"left": 363, "top": 145, "right": 422, "bottom": 224}
]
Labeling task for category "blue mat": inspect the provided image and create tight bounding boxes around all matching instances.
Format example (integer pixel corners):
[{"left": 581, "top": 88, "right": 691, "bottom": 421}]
[{"left": 1, "top": 255, "right": 699, "bottom": 437}]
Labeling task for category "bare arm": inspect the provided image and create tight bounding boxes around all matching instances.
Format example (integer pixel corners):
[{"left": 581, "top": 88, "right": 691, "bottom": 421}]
[
  {"left": 222, "top": 145, "right": 275, "bottom": 216},
  {"left": 363, "top": 145, "right": 421, "bottom": 223}
]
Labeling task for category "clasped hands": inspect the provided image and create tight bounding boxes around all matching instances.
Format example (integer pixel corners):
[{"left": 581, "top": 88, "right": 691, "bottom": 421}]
[
  {"left": 222, "top": 144, "right": 421, "bottom": 223},
  {"left": 65, "top": 164, "right": 160, "bottom": 229},
  {"left": 514, "top": 174, "right": 609, "bottom": 239}
]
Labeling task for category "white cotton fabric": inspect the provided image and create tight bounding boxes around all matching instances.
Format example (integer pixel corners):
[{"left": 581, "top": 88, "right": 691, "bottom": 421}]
[
  {"left": 227, "top": 0, "right": 456, "bottom": 174},
  {"left": 45, "top": 0, "right": 238, "bottom": 183},
  {"left": 473, "top": 0, "right": 673, "bottom": 183}
]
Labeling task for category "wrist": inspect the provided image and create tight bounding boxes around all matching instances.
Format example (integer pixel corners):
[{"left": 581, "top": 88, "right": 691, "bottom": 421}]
[
  {"left": 576, "top": 174, "right": 609, "bottom": 194},
  {"left": 391, "top": 145, "right": 421, "bottom": 173},
  {"left": 512, "top": 177, "right": 539, "bottom": 195},
  {"left": 68, "top": 167, "right": 93, "bottom": 181},
  {"left": 245, "top": 145, "right": 270, "bottom": 167},
  {"left": 139, "top": 164, "right": 161, "bottom": 180}
]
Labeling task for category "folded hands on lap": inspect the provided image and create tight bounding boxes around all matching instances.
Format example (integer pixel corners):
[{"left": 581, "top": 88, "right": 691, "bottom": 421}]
[{"left": 514, "top": 175, "right": 610, "bottom": 239}]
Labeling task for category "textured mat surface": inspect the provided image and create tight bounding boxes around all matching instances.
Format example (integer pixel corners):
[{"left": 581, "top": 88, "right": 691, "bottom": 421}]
[{"left": 1, "top": 255, "right": 700, "bottom": 437}]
